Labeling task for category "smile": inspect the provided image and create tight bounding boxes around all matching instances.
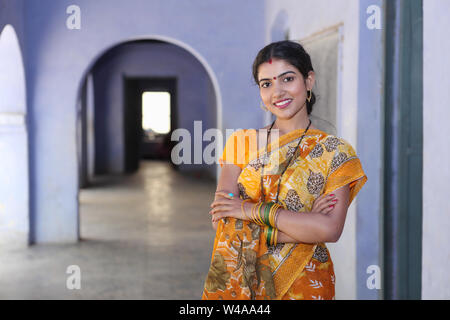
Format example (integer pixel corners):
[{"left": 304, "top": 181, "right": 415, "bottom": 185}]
[{"left": 273, "top": 99, "right": 292, "bottom": 109}]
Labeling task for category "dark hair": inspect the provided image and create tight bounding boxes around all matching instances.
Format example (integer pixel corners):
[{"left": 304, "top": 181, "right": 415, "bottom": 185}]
[{"left": 252, "top": 40, "right": 316, "bottom": 115}]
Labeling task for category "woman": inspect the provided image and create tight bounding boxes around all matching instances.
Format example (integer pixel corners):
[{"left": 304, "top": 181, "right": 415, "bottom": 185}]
[{"left": 202, "top": 40, "right": 367, "bottom": 300}]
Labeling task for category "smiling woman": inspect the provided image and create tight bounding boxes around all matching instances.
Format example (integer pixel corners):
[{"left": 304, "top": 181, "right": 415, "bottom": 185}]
[{"left": 202, "top": 40, "right": 367, "bottom": 300}]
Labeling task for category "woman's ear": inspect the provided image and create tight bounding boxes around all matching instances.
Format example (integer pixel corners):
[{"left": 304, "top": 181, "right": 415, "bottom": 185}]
[{"left": 306, "top": 70, "right": 315, "bottom": 90}]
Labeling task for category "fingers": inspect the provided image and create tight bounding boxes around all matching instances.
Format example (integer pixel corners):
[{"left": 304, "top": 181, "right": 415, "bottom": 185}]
[
  {"left": 314, "top": 193, "right": 335, "bottom": 205},
  {"left": 209, "top": 203, "right": 231, "bottom": 212},
  {"left": 210, "top": 207, "right": 230, "bottom": 222},
  {"left": 211, "top": 213, "right": 223, "bottom": 222},
  {"left": 210, "top": 199, "right": 229, "bottom": 208},
  {"left": 215, "top": 190, "right": 235, "bottom": 200},
  {"left": 211, "top": 190, "right": 236, "bottom": 208},
  {"left": 209, "top": 191, "right": 236, "bottom": 222},
  {"left": 313, "top": 193, "right": 338, "bottom": 213},
  {"left": 321, "top": 204, "right": 335, "bottom": 214},
  {"left": 209, "top": 203, "right": 232, "bottom": 216}
]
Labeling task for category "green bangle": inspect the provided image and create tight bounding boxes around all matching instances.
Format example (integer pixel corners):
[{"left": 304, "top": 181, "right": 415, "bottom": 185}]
[
  {"left": 266, "top": 226, "right": 273, "bottom": 246},
  {"left": 258, "top": 203, "right": 265, "bottom": 225},
  {"left": 264, "top": 202, "right": 273, "bottom": 226}
]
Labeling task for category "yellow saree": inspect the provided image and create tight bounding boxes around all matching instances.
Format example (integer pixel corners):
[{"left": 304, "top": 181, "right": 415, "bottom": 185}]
[{"left": 202, "top": 128, "right": 367, "bottom": 300}]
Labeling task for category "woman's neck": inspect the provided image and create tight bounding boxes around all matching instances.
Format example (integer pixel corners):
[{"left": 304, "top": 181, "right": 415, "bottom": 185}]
[{"left": 273, "top": 117, "right": 315, "bottom": 135}]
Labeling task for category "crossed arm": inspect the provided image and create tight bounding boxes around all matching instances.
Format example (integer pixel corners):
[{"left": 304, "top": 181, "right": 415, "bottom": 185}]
[{"left": 211, "top": 163, "right": 351, "bottom": 244}]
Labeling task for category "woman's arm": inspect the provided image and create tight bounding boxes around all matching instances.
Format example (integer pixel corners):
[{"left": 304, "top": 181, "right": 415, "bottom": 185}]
[
  {"left": 275, "top": 184, "right": 351, "bottom": 243},
  {"left": 209, "top": 172, "right": 351, "bottom": 243},
  {"left": 211, "top": 163, "right": 242, "bottom": 230}
]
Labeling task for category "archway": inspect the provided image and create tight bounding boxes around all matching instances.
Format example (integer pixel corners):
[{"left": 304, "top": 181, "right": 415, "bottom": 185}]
[
  {"left": 76, "top": 36, "right": 222, "bottom": 187},
  {"left": 0, "top": 24, "right": 29, "bottom": 247},
  {"left": 75, "top": 37, "right": 220, "bottom": 240}
]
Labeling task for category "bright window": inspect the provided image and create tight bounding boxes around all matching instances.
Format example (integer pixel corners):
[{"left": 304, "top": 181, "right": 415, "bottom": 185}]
[{"left": 142, "top": 91, "right": 171, "bottom": 134}]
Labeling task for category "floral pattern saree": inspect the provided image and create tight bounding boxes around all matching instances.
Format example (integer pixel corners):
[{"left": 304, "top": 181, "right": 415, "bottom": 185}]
[{"left": 202, "top": 128, "right": 367, "bottom": 300}]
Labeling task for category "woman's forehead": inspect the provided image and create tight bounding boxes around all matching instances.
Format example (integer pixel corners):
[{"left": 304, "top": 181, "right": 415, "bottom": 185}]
[{"left": 258, "top": 58, "right": 297, "bottom": 77}]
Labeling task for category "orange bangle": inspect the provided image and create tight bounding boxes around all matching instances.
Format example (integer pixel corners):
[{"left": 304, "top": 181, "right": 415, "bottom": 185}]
[{"left": 252, "top": 202, "right": 264, "bottom": 225}]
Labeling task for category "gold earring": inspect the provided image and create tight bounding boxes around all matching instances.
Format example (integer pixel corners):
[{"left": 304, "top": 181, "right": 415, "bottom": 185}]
[{"left": 306, "top": 90, "right": 312, "bottom": 103}]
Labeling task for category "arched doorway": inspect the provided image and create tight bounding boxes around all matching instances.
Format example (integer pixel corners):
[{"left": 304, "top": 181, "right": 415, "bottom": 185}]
[
  {"left": 75, "top": 37, "right": 220, "bottom": 232},
  {"left": 0, "top": 24, "right": 29, "bottom": 247},
  {"left": 76, "top": 37, "right": 221, "bottom": 187},
  {"left": 73, "top": 37, "right": 219, "bottom": 297}
]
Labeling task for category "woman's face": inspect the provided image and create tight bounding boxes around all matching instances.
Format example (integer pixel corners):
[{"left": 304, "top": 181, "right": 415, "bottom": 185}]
[{"left": 257, "top": 58, "right": 314, "bottom": 119}]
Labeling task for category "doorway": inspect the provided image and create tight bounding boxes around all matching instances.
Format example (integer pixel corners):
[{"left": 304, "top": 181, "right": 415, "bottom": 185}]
[{"left": 123, "top": 77, "right": 178, "bottom": 173}]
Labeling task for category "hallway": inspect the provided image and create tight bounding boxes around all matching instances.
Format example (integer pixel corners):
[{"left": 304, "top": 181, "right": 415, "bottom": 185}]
[{"left": 0, "top": 161, "right": 216, "bottom": 299}]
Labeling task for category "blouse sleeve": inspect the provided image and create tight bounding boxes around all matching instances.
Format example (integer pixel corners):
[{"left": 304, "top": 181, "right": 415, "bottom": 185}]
[
  {"left": 322, "top": 137, "right": 368, "bottom": 206},
  {"left": 218, "top": 130, "right": 246, "bottom": 169}
]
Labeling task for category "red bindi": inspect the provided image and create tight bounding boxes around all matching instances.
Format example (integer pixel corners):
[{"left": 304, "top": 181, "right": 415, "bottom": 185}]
[{"left": 273, "top": 76, "right": 276, "bottom": 80}]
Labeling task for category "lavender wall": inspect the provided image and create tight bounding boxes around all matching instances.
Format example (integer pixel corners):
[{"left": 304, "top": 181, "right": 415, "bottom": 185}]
[{"left": 14, "top": 0, "right": 265, "bottom": 243}]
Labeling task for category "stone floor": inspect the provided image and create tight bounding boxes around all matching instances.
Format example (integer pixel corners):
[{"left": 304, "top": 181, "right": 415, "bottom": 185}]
[{"left": 0, "top": 160, "right": 217, "bottom": 299}]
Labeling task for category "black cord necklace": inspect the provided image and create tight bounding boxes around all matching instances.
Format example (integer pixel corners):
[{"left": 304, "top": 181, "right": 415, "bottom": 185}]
[{"left": 260, "top": 118, "right": 312, "bottom": 203}]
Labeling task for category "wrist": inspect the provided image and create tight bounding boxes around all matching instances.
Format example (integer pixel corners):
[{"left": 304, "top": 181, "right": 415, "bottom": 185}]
[
  {"left": 245, "top": 201, "right": 283, "bottom": 228},
  {"left": 242, "top": 200, "right": 254, "bottom": 220}
]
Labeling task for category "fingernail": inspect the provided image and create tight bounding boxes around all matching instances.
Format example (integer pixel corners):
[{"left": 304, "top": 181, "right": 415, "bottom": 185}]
[
  {"left": 329, "top": 205, "right": 334, "bottom": 208},
  {"left": 330, "top": 194, "right": 335, "bottom": 196}
]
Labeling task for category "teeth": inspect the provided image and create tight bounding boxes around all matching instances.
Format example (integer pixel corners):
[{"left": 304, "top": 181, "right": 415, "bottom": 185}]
[{"left": 275, "top": 99, "right": 292, "bottom": 106}]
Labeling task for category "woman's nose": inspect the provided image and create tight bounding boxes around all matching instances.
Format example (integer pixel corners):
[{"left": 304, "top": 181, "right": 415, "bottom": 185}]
[{"left": 272, "top": 82, "right": 286, "bottom": 99}]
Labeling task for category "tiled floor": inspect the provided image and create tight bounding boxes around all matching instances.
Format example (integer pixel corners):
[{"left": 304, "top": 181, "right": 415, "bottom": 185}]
[{"left": 0, "top": 160, "right": 217, "bottom": 299}]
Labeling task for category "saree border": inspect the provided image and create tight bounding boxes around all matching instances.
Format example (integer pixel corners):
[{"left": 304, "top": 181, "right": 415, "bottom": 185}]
[{"left": 272, "top": 243, "right": 318, "bottom": 299}]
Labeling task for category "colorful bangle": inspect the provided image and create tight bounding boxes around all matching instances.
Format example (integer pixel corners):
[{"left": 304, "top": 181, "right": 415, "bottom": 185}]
[
  {"left": 251, "top": 202, "right": 264, "bottom": 225},
  {"left": 265, "top": 225, "right": 278, "bottom": 247},
  {"left": 274, "top": 207, "right": 281, "bottom": 229},
  {"left": 258, "top": 202, "right": 265, "bottom": 225},
  {"left": 265, "top": 226, "right": 273, "bottom": 247},
  {"left": 268, "top": 202, "right": 277, "bottom": 227},
  {"left": 263, "top": 202, "right": 271, "bottom": 225},
  {"left": 249, "top": 201, "right": 283, "bottom": 228},
  {"left": 253, "top": 202, "right": 262, "bottom": 225},
  {"left": 267, "top": 202, "right": 282, "bottom": 228},
  {"left": 256, "top": 202, "right": 264, "bottom": 225},
  {"left": 272, "top": 227, "right": 278, "bottom": 246}
]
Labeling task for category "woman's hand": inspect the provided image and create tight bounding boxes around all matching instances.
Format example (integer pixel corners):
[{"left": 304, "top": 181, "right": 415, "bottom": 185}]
[
  {"left": 310, "top": 193, "right": 338, "bottom": 214},
  {"left": 209, "top": 191, "right": 252, "bottom": 222}
]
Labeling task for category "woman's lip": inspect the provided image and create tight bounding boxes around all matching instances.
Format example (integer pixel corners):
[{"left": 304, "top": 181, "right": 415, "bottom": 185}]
[{"left": 273, "top": 99, "right": 292, "bottom": 109}]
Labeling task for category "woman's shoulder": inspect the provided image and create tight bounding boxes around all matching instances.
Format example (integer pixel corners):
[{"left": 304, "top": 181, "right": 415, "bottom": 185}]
[{"left": 317, "top": 133, "right": 358, "bottom": 158}]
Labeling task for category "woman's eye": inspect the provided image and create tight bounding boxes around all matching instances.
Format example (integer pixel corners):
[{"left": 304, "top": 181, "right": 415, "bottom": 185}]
[
  {"left": 260, "top": 82, "right": 270, "bottom": 88},
  {"left": 283, "top": 76, "right": 294, "bottom": 82}
]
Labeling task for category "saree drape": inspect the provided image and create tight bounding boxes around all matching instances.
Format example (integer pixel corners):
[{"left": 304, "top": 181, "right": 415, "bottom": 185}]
[{"left": 202, "top": 128, "right": 367, "bottom": 300}]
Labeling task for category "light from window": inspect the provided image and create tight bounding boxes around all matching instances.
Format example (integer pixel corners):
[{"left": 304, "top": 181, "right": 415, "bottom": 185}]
[{"left": 142, "top": 91, "right": 171, "bottom": 134}]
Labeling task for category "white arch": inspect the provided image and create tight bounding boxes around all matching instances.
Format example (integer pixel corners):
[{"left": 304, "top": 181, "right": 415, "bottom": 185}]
[
  {"left": 0, "top": 24, "right": 26, "bottom": 119},
  {"left": 0, "top": 24, "right": 29, "bottom": 247},
  {"left": 76, "top": 34, "right": 223, "bottom": 180}
]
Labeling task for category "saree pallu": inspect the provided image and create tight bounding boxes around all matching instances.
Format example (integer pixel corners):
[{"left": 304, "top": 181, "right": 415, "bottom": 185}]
[{"left": 202, "top": 128, "right": 367, "bottom": 300}]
